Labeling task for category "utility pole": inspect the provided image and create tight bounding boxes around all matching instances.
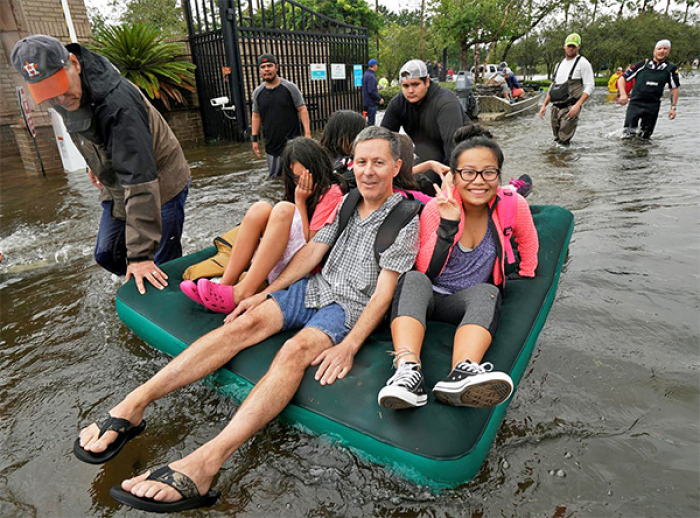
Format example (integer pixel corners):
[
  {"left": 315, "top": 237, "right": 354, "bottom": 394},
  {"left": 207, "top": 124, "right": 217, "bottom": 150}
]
[
  {"left": 376, "top": 0, "right": 379, "bottom": 55},
  {"left": 420, "top": 0, "right": 425, "bottom": 60}
]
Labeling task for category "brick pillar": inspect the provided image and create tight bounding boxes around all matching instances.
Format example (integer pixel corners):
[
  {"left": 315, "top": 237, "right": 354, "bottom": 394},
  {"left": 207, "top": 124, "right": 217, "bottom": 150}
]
[{"left": 11, "top": 118, "right": 63, "bottom": 174}]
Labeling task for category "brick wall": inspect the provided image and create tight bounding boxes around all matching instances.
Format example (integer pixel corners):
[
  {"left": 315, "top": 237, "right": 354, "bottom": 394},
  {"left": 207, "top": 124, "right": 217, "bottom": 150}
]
[
  {"left": 163, "top": 107, "right": 204, "bottom": 147},
  {"left": 12, "top": 113, "right": 63, "bottom": 173},
  {"left": 0, "top": 0, "right": 92, "bottom": 171},
  {"left": 23, "top": 0, "right": 92, "bottom": 42}
]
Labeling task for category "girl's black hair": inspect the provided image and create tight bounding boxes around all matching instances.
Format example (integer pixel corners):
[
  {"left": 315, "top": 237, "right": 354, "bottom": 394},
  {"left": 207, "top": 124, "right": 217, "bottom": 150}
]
[
  {"left": 450, "top": 124, "right": 504, "bottom": 170},
  {"left": 281, "top": 137, "right": 348, "bottom": 217},
  {"left": 320, "top": 110, "right": 366, "bottom": 158},
  {"left": 395, "top": 133, "right": 419, "bottom": 190}
]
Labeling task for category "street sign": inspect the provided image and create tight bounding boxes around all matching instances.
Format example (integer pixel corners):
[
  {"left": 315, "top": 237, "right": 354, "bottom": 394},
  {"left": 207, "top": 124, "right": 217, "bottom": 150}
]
[
  {"left": 310, "top": 63, "right": 327, "bottom": 81},
  {"left": 331, "top": 64, "right": 346, "bottom": 80},
  {"left": 353, "top": 65, "right": 363, "bottom": 87}
]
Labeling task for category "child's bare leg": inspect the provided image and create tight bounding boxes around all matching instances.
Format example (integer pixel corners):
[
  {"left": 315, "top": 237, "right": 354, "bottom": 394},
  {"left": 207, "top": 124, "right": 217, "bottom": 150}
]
[
  {"left": 452, "top": 324, "right": 492, "bottom": 368},
  {"left": 220, "top": 202, "right": 272, "bottom": 286},
  {"left": 390, "top": 316, "right": 425, "bottom": 365},
  {"left": 234, "top": 202, "right": 296, "bottom": 302}
]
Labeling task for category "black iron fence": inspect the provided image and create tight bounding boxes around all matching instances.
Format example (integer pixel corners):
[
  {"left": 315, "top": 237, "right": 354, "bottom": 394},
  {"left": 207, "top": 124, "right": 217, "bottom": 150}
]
[{"left": 184, "top": 0, "right": 368, "bottom": 142}]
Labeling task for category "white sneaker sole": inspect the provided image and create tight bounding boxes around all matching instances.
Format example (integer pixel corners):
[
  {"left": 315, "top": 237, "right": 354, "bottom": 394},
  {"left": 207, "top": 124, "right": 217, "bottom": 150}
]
[
  {"left": 378, "top": 385, "right": 428, "bottom": 409},
  {"left": 433, "top": 372, "right": 514, "bottom": 408}
]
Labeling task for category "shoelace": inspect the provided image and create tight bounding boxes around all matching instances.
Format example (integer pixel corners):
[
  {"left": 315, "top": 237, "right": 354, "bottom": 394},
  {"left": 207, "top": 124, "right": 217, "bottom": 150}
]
[
  {"left": 387, "top": 363, "right": 422, "bottom": 387},
  {"left": 454, "top": 361, "right": 494, "bottom": 375}
]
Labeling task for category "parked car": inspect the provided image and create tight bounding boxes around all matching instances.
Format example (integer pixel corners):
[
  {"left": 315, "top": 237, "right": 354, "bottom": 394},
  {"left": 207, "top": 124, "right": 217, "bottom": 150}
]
[{"left": 469, "top": 64, "right": 499, "bottom": 80}]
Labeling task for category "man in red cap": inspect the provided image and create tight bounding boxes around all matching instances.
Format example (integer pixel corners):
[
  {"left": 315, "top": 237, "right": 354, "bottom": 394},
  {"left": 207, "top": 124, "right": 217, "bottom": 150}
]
[{"left": 12, "top": 35, "right": 191, "bottom": 295}]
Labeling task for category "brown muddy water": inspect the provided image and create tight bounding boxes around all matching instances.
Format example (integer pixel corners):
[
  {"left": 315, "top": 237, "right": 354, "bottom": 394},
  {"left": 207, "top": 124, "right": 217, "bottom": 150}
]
[{"left": 1, "top": 79, "right": 698, "bottom": 518}]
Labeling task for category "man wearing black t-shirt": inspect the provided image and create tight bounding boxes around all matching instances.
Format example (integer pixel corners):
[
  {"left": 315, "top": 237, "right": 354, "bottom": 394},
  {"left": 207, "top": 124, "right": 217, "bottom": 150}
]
[
  {"left": 251, "top": 54, "right": 311, "bottom": 177},
  {"left": 381, "top": 59, "right": 467, "bottom": 192}
]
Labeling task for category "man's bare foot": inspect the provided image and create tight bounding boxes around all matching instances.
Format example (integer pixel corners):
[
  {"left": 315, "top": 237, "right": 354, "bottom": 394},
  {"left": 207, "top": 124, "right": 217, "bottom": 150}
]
[
  {"left": 78, "top": 399, "right": 145, "bottom": 454},
  {"left": 121, "top": 452, "right": 220, "bottom": 503}
]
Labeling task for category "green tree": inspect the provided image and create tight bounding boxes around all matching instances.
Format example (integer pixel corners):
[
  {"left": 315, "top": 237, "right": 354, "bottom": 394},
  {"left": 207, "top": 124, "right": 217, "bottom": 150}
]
[
  {"left": 507, "top": 35, "right": 541, "bottom": 78},
  {"left": 310, "top": 0, "right": 381, "bottom": 33},
  {"left": 377, "top": 22, "right": 422, "bottom": 80},
  {"left": 431, "top": 0, "right": 558, "bottom": 78},
  {"left": 121, "top": 0, "right": 187, "bottom": 38},
  {"left": 88, "top": 23, "right": 196, "bottom": 109}
]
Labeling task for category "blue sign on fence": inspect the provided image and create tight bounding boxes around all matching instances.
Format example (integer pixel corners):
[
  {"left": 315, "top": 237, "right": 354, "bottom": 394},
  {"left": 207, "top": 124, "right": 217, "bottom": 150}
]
[
  {"left": 353, "top": 65, "right": 362, "bottom": 87},
  {"left": 310, "top": 64, "right": 327, "bottom": 81}
]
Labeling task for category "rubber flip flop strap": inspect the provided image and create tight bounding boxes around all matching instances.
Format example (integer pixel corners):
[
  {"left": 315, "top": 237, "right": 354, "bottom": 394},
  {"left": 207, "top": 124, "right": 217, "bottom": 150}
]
[
  {"left": 96, "top": 414, "right": 134, "bottom": 440},
  {"left": 146, "top": 466, "right": 200, "bottom": 499}
]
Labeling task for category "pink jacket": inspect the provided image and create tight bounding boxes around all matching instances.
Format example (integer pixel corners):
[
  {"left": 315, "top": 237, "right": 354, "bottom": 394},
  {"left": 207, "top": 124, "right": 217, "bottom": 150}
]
[{"left": 415, "top": 186, "right": 539, "bottom": 289}]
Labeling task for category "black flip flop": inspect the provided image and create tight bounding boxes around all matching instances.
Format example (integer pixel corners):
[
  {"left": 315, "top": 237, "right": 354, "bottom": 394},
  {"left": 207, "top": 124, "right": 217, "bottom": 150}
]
[
  {"left": 110, "top": 466, "right": 220, "bottom": 513},
  {"left": 73, "top": 414, "right": 146, "bottom": 464}
]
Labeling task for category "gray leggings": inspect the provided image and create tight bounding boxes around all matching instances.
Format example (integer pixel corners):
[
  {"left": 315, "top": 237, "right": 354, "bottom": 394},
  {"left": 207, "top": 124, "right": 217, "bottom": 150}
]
[{"left": 391, "top": 271, "right": 501, "bottom": 336}]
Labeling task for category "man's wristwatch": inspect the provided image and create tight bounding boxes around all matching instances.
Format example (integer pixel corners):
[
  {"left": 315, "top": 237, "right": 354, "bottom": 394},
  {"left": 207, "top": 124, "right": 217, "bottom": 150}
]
[{"left": 251, "top": 135, "right": 260, "bottom": 142}]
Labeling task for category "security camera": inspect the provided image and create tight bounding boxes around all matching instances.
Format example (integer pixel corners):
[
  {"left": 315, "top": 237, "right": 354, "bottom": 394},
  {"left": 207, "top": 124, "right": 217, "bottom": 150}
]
[{"left": 210, "top": 96, "right": 230, "bottom": 107}]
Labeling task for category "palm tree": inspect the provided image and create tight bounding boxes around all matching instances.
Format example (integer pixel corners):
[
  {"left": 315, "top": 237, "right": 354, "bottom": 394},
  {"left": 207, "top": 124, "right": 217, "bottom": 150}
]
[{"left": 88, "top": 23, "right": 196, "bottom": 110}]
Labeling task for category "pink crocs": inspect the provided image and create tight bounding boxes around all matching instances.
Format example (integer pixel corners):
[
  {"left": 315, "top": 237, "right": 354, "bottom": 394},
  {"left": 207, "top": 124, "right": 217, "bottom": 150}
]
[
  {"left": 197, "top": 278, "right": 237, "bottom": 314},
  {"left": 180, "top": 280, "right": 203, "bottom": 306}
]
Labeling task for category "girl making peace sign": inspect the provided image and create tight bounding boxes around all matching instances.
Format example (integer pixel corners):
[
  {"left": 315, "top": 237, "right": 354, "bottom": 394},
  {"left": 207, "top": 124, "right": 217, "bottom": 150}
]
[{"left": 378, "top": 125, "right": 539, "bottom": 410}]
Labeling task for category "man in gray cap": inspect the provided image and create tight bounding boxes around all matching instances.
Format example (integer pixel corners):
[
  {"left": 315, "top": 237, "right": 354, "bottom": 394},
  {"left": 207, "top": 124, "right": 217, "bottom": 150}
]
[
  {"left": 617, "top": 39, "right": 679, "bottom": 139},
  {"left": 250, "top": 53, "right": 311, "bottom": 177},
  {"left": 12, "top": 35, "right": 191, "bottom": 295},
  {"left": 381, "top": 59, "right": 467, "bottom": 191}
]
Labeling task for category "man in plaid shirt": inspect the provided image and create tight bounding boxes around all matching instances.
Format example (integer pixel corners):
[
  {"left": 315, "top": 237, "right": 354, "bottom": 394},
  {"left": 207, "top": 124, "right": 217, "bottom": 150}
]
[{"left": 77, "top": 126, "right": 420, "bottom": 511}]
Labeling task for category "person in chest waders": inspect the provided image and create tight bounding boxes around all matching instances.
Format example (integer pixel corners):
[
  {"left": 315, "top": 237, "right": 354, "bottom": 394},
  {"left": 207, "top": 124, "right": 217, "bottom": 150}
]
[{"left": 617, "top": 39, "right": 680, "bottom": 140}]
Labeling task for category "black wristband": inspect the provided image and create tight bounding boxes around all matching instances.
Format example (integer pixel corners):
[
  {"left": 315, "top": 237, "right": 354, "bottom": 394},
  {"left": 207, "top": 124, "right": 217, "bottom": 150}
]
[{"left": 251, "top": 135, "right": 260, "bottom": 142}]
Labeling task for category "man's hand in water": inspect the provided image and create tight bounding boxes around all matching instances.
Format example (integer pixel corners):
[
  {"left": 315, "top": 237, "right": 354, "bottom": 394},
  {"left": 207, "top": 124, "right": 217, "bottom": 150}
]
[{"left": 126, "top": 260, "right": 168, "bottom": 295}]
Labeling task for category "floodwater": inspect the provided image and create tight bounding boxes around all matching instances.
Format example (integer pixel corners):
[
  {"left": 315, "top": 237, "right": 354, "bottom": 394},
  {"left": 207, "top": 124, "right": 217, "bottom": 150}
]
[{"left": 1, "top": 78, "right": 698, "bottom": 518}]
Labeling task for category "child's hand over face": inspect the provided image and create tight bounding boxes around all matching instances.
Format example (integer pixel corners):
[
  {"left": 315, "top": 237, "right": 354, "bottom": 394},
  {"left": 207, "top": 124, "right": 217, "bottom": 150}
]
[{"left": 295, "top": 169, "right": 314, "bottom": 204}]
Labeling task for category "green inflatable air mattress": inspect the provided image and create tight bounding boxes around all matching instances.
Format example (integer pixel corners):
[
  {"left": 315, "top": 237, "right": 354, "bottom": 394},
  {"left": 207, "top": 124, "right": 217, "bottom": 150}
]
[{"left": 115, "top": 205, "right": 574, "bottom": 488}]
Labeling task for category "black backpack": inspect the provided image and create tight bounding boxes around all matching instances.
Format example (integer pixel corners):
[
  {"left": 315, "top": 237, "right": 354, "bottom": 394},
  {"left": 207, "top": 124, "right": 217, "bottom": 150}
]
[{"left": 330, "top": 188, "right": 422, "bottom": 264}]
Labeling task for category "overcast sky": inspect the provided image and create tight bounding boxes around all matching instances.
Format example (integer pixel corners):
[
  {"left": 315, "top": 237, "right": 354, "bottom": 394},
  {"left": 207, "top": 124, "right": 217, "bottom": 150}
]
[{"left": 82, "top": 0, "right": 420, "bottom": 18}]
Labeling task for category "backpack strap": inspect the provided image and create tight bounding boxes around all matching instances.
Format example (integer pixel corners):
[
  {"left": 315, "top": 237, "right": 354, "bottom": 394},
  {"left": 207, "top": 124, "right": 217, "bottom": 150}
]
[
  {"left": 374, "top": 198, "right": 422, "bottom": 264},
  {"left": 496, "top": 186, "right": 517, "bottom": 265},
  {"left": 336, "top": 188, "right": 362, "bottom": 238},
  {"left": 327, "top": 189, "right": 420, "bottom": 265}
]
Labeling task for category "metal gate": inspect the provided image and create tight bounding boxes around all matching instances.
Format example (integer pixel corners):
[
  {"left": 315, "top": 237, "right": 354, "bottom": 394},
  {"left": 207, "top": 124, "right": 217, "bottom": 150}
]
[{"left": 184, "top": 0, "right": 368, "bottom": 142}]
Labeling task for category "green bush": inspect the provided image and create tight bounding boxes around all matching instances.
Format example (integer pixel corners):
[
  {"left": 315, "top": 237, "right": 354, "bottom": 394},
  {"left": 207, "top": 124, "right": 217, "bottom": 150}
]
[{"left": 88, "top": 23, "right": 196, "bottom": 110}]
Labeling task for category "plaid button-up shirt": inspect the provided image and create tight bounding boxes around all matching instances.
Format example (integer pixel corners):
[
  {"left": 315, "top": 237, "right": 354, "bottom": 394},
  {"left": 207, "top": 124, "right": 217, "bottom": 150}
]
[{"left": 307, "top": 193, "right": 420, "bottom": 328}]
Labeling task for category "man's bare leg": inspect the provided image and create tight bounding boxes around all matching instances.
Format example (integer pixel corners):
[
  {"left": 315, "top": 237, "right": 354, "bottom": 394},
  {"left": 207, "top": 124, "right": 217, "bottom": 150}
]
[
  {"left": 78, "top": 298, "right": 284, "bottom": 454},
  {"left": 121, "top": 327, "right": 333, "bottom": 503}
]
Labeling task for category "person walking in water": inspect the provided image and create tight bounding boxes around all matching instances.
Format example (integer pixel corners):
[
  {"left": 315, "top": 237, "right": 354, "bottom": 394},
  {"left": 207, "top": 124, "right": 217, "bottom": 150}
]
[
  {"left": 251, "top": 53, "right": 311, "bottom": 177},
  {"left": 617, "top": 40, "right": 679, "bottom": 140},
  {"left": 538, "top": 33, "right": 595, "bottom": 146}
]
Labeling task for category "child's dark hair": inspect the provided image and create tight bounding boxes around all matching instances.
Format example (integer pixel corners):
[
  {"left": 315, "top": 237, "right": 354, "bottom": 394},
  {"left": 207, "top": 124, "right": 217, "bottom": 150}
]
[
  {"left": 394, "top": 133, "right": 419, "bottom": 191},
  {"left": 450, "top": 124, "right": 504, "bottom": 170},
  {"left": 320, "top": 110, "right": 366, "bottom": 158},
  {"left": 281, "top": 137, "right": 348, "bottom": 216}
]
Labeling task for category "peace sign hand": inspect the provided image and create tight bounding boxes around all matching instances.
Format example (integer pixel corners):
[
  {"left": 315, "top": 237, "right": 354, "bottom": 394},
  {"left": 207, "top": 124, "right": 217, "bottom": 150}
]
[{"left": 433, "top": 183, "right": 461, "bottom": 221}]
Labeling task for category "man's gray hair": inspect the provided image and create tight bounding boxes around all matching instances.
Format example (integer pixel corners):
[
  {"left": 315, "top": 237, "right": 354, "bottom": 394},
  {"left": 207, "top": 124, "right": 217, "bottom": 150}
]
[{"left": 352, "top": 126, "right": 401, "bottom": 161}]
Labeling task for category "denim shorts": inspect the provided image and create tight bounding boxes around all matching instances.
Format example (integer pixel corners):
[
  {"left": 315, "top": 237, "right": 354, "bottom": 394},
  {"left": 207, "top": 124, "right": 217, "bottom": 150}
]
[{"left": 269, "top": 278, "right": 350, "bottom": 345}]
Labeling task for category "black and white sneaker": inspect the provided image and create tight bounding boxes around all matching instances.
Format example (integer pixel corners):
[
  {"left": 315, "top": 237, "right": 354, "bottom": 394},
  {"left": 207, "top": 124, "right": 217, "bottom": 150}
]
[
  {"left": 432, "top": 361, "right": 513, "bottom": 408},
  {"left": 378, "top": 362, "right": 428, "bottom": 409}
]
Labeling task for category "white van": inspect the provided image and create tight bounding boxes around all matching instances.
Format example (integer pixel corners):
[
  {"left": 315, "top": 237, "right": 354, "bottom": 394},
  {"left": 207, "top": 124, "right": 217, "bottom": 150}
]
[{"left": 469, "top": 64, "right": 499, "bottom": 79}]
